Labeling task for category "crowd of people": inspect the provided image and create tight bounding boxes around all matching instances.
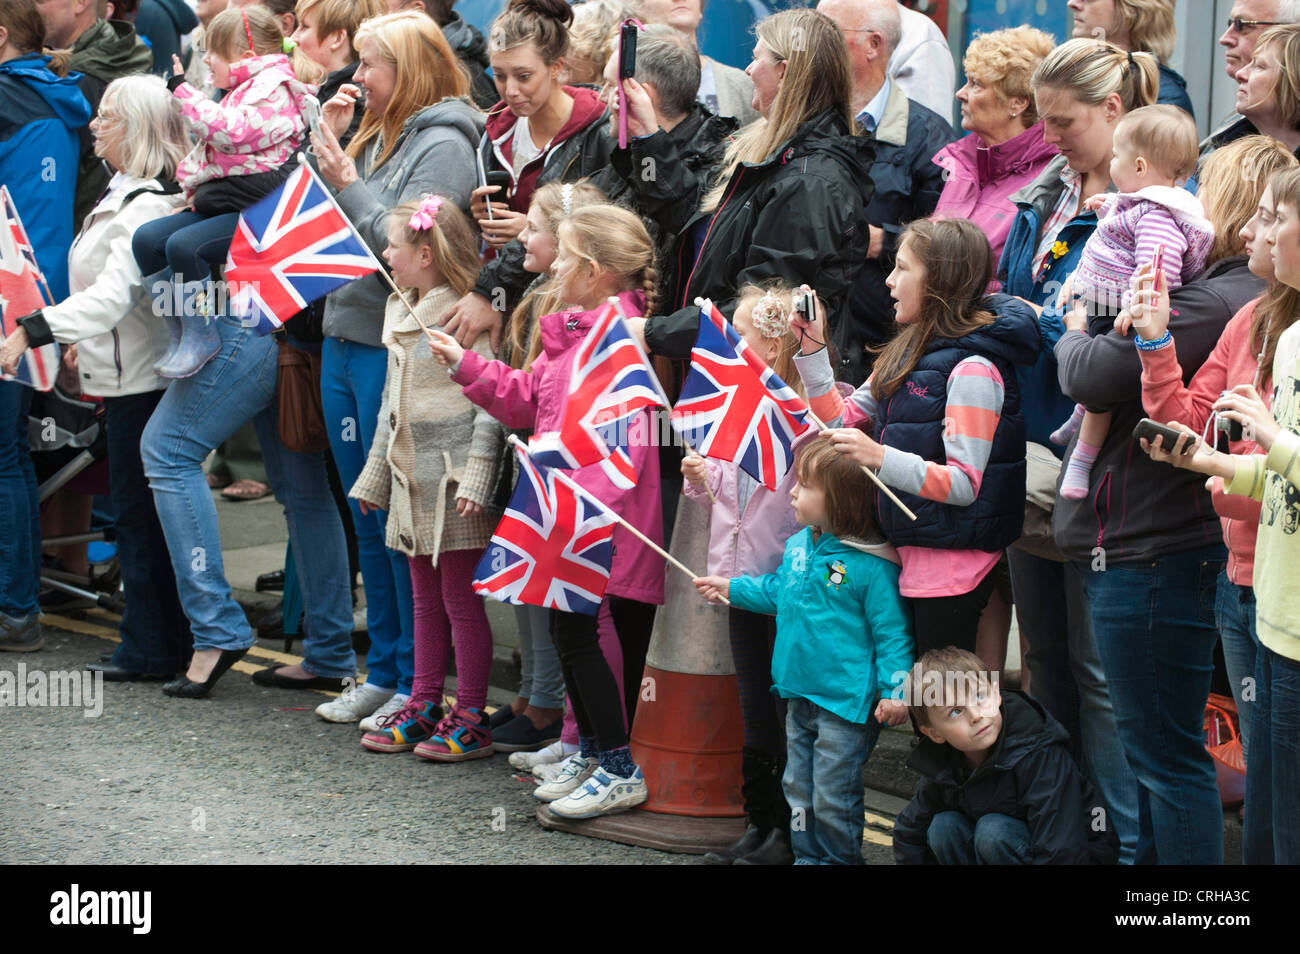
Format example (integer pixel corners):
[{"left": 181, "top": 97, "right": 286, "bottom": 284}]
[{"left": 1, "top": 0, "right": 1299, "bottom": 865}]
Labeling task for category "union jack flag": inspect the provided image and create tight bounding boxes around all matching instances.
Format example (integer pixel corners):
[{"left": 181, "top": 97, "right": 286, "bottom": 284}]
[
  {"left": 472, "top": 443, "right": 616, "bottom": 615},
  {"left": 0, "top": 189, "right": 59, "bottom": 391},
  {"left": 670, "top": 299, "right": 812, "bottom": 490},
  {"left": 224, "top": 162, "right": 381, "bottom": 333},
  {"left": 528, "top": 299, "right": 667, "bottom": 490}
]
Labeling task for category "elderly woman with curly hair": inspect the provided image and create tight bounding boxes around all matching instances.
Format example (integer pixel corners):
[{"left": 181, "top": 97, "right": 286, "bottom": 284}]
[{"left": 932, "top": 26, "right": 1058, "bottom": 268}]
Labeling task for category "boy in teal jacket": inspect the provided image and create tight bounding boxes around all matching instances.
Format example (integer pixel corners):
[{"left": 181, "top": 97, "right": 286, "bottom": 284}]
[{"left": 696, "top": 438, "right": 914, "bottom": 864}]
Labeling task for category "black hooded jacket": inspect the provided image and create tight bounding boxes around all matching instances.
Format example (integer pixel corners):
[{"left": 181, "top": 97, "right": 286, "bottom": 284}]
[
  {"left": 441, "top": 11, "right": 496, "bottom": 110},
  {"left": 893, "top": 690, "right": 1120, "bottom": 865},
  {"left": 593, "top": 104, "right": 737, "bottom": 310},
  {"left": 618, "top": 106, "right": 874, "bottom": 361}
]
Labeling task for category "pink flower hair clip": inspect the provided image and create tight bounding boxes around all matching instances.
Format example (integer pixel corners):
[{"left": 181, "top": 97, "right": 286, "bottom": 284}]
[{"left": 408, "top": 195, "right": 443, "bottom": 231}]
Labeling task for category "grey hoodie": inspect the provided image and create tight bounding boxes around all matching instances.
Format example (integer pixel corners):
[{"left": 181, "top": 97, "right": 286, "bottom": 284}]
[{"left": 323, "top": 97, "right": 485, "bottom": 346}]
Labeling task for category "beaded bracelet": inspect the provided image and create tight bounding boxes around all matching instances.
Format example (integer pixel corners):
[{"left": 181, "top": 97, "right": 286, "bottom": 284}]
[{"left": 1134, "top": 330, "right": 1173, "bottom": 352}]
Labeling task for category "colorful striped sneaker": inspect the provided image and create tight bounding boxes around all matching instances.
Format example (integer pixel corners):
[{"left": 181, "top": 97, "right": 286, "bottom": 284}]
[
  {"left": 360, "top": 699, "right": 444, "bottom": 753},
  {"left": 413, "top": 705, "right": 495, "bottom": 762}
]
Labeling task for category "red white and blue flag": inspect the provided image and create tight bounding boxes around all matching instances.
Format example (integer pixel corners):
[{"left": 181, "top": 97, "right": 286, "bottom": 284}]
[
  {"left": 473, "top": 443, "right": 616, "bottom": 615},
  {"left": 0, "top": 187, "right": 59, "bottom": 391},
  {"left": 224, "top": 162, "right": 381, "bottom": 334},
  {"left": 670, "top": 299, "right": 812, "bottom": 490},
  {"left": 527, "top": 298, "right": 666, "bottom": 490}
]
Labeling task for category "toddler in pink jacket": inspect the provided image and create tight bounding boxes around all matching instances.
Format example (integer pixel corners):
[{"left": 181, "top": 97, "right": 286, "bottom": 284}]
[
  {"left": 133, "top": 5, "right": 318, "bottom": 379},
  {"left": 1054, "top": 105, "right": 1214, "bottom": 500}
]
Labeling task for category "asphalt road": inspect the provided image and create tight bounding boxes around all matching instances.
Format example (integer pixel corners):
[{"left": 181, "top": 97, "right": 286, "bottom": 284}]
[{"left": 1, "top": 614, "right": 898, "bottom": 865}]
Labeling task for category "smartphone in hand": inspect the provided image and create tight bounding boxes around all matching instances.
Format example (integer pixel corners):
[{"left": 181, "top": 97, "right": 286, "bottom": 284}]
[{"left": 1133, "top": 417, "right": 1197, "bottom": 455}]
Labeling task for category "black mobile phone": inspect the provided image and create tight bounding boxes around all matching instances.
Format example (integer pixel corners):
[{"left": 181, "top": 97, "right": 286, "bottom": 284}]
[
  {"left": 1133, "top": 418, "right": 1198, "bottom": 455},
  {"left": 485, "top": 170, "right": 511, "bottom": 195},
  {"left": 619, "top": 21, "right": 638, "bottom": 79}
]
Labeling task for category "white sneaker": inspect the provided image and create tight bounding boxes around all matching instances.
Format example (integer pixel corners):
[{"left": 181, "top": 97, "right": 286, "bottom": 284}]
[
  {"left": 509, "top": 739, "right": 574, "bottom": 772},
  {"left": 548, "top": 766, "right": 647, "bottom": 819},
  {"left": 532, "top": 754, "right": 595, "bottom": 802},
  {"left": 358, "top": 692, "right": 410, "bottom": 732},
  {"left": 315, "top": 683, "right": 394, "bottom": 723}
]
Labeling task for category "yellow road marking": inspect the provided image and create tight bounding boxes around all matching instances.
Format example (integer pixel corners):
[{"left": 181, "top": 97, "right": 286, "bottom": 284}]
[
  {"left": 865, "top": 811, "right": 895, "bottom": 830},
  {"left": 40, "top": 611, "right": 491, "bottom": 712},
  {"left": 862, "top": 829, "right": 893, "bottom": 847}
]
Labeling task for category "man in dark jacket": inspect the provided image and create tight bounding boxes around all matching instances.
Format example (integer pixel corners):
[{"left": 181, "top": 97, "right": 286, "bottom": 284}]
[
  {"left": 594, "top": 26, "right": 737, "bottom": 309},
  {"left": 893, "top": 648, "right": 1119, "bottom": 865},
  {"left": 132, "top": 0, "right": 197, "bottom": 76},
  {"left": 820, "top": 0, "right": 955, "bottom": 385},
  {"left": 37, "top": 0, "right": 152, "bottom": 226}
]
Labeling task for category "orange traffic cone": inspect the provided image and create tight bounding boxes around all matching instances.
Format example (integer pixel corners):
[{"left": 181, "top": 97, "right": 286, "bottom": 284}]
[{"left": 537, "top": 498, "right": 747, "bottom": 851}]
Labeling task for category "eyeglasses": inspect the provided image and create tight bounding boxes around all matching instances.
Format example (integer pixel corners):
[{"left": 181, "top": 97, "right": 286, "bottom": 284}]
[{"left": 1225, "top": 16, "right": 1283, "bottom": 33}]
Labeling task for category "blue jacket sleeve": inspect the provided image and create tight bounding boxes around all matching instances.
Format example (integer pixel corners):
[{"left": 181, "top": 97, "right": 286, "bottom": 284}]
[
  {"left": 864, "top": 559, "right": 914, "bottom": 700},
  {"left": 729, "top": 572, "right": 781, "bottom": 616}
]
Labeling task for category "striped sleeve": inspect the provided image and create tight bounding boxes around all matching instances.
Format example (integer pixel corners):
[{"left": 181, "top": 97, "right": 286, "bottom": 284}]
[
  {"left": 876, "top": 357, "right": 1005, "bottom": 505},
  {"left": 793, "top": 348, "right": 878, "bottom": 427},
  {"left": 1131, "top": 206, "right": 1188, "bottom": 299}
]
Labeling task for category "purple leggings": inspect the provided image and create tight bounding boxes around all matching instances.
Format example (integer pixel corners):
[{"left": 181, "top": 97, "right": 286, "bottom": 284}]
[{"left": 408, "top": 549, "right": 493, "bottom": 710}]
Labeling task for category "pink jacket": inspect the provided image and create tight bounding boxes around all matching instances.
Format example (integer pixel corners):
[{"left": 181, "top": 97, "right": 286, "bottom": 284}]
[
  {"left": 173, "top": 54, "right": 316, "bottom": 199},
  {"left": 453, "top": 290, "right": 666, "bottom": 605},
  {"left": 931, "top": 122, "right": 1059, "bottom": 271},
  {"left": 1139, "top": 299, "right": 1268, "bottom": 586}
]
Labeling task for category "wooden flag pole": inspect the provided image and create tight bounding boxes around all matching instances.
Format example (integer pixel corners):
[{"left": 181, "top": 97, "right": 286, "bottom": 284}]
[{"left": 507, "top": 435, "right": 728, "bottom": 604}]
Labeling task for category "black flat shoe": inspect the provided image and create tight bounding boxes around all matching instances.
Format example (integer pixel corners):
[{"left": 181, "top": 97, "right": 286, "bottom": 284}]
[
  {"left": 162, "top": 648, "right": 248, "bottom": 699},
  {"left": 250, "top": 665, "right": 345, "bottom": 691},
  {"left": 701, "top": 824, "right": 766, "bottom": 865},
  {"left": 255, "top": 569, "right": 286, "bottom": 592},
  {"left": 87, "top": 661, "right": 174, "bottom": 682}
]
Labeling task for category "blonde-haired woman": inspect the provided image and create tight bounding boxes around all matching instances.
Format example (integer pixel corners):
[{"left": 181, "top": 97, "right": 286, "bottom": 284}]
[
  {"left": 619, "top": 7, "right": 873, "bottom": 372},
  {"left": 2, "top": 75, "right": 190, "bottom": 676},
  {"left": 306, "top": 10, "right": 485, "bottom": 720},
  {"left": 1068, "top": 0, "right": 1193, "bottom": 116},
  {"left": 932, "top": 26, "right": 1058, "bottom": 268}
]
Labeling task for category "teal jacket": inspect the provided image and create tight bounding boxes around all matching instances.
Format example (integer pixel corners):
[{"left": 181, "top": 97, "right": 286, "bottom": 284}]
[{"left": 730, "top": 527, "right": 915, "bottom": 724}]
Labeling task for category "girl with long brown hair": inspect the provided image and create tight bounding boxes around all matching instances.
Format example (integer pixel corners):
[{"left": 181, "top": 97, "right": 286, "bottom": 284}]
[{"left": 791, "top": 218, "right": 1039, "bottom": 659}]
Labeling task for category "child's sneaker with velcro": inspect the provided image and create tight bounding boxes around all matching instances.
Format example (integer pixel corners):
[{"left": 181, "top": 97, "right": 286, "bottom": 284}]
[
  {"left": 547, "top": 766, "right": 647, "bottom": 819},
  {"left": 532, "top": 753, "right": 595, "bottom": 802}
]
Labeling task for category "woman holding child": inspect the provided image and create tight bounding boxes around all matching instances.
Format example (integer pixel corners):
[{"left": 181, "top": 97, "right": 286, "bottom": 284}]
[{"left": 1051, "top": 122, "right": 1275, "bottom": 868}]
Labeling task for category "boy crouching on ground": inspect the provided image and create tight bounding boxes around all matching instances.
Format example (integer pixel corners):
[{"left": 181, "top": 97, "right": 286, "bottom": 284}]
[{"left": 892, "top": 648, "right": 1119, "bottom": 865}]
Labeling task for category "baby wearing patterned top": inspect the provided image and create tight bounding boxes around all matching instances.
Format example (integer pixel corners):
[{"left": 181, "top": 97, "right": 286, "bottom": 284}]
[{"left": 1054, "top": 104, "right": 1214, "bottom": 500}]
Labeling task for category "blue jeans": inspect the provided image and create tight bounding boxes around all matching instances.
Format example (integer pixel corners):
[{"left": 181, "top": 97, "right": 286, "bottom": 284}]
[
  {"left": 1077, "top": 544, "right": 1226, "bottom": 865},
  {"left": 1244, "top": 644, "right": 1300, "bottom": 864},
  {"left": 927, "top": 812, "right": 1032, "bottom": 865},
  {"left": 140, "top": 318, "right": 355, "bottom": 677},
  {"left": 0, "top": 380, "right": 40, "bottom": 617},
  {"left": 320, "top": 336, "right": 413, "bottom": 694},
  {"left": 104, "top": 390, "right": 192, "bottom": 673},
  {"left": 1008, "top": 549, "right": 1140, "bottom": 863},
  {"left": 1215, "top": 571, "right": 1258, "bottom": 761},
  {"left": 783, "top": 696, "right": 881, "bottom": 865}
]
